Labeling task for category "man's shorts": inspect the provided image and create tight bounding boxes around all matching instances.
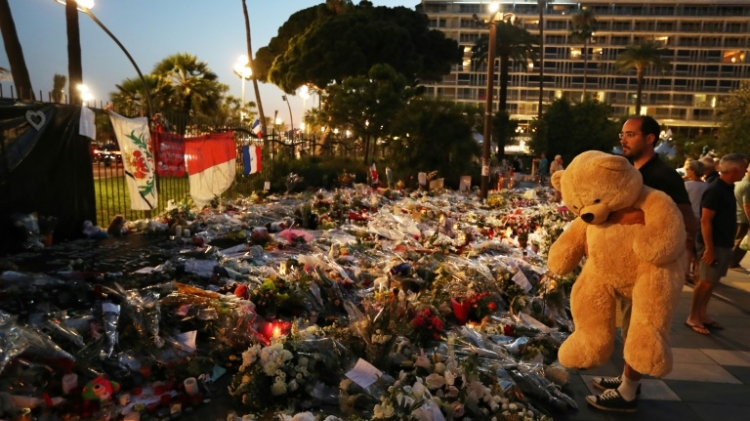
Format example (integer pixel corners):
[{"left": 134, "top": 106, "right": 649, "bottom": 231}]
[{"left": 696, "top": 242, "right": 732, "bottom": 284}]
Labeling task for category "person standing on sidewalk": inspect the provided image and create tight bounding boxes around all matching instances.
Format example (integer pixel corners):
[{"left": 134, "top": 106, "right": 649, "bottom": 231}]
[
  {"left": 684, "top": 160, "right": 709, "bottom": 283},
  {"left": 586, "top": 115, "right": 698, "bottom": 413},
  {"left": 686, "top": 154, "right": 748, "bottom": 334},
  {"left": 729, "top": 162, "right": 750, "bottom": 271}
]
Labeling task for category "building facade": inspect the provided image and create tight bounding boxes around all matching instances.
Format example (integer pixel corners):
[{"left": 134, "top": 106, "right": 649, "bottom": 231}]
[{"left": 420, "top": 0, "right": 750, "bottom": 135}]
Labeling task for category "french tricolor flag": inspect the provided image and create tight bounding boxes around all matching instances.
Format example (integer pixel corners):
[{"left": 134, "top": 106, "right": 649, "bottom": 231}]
[
  {"left": 242, "top": 145, "right": 262, "bottom": 175},
  {"left": 184, "top": 132, "right": 236, "bottom": 207},
  {"left": 251, "top": 119, "right": 263, "bottom": 138}
]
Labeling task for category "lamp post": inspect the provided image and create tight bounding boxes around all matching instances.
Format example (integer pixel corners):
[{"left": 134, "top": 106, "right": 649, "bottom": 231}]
[
  {"left": 58, "top": 0, "right": 153, "bottom": 118},
  {"left": 234, "top": 55, "right": 252, "bottom": 124},
  {"left": 282, "top": 95, "right": 294, "bottom": 143},
  {"left": 478, "top": 2, "right": 515, "bottom": 200},
  {"left": 480, "top": 2, "right": 499, "bottom": 200}
]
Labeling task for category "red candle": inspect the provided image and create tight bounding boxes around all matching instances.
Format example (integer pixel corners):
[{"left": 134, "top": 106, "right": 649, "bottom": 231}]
[{"left": 153, "top": 381, "right": 165, "bottom": 396}]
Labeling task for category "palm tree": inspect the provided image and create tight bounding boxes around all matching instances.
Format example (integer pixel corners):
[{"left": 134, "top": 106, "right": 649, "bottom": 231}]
[
  {"left": 111, "top": 74, "right": 161, "bottom": 116},
  {"left": 471, "top": 21, "right": 538, "bottom": 112},
  {"left": 65, "top": 0, "right": 83, "bottom": 104},
  {"left": 152, "top": 53, "right": 221, "bottom": 115},
  {"left": 615, "top": 41, "right": 670, "bottom": 115},
  {"left": 570, "top": 9, "right": 597, "bottom": 99},
  {"left": 52, "top": 74, "right": 67, "bottom": 103},
  {"left": 0, "top": 0, "right": 34, "bottom": 100},
  {"left": 242, "top": 0, "right": 268, "bottom": 154}
]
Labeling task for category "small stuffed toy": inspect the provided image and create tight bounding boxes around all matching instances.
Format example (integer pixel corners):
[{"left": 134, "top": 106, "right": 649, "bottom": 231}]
[
  {"left": 547, "top": 151, "right": 685, "bottom": 377},
  {"left": 106, "top": 215, "right": 128, "bottom": 237},
  {"left": 82, "top": 376, "right": 120, "bottom": 402}
]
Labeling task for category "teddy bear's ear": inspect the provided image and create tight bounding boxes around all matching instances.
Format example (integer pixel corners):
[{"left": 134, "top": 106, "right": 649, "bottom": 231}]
[
  {"left": 551, "top": 170, "right": 564, "bottom": 191},
  {"left": 597, "top": 154, "right": 633, "bottom": 172}
]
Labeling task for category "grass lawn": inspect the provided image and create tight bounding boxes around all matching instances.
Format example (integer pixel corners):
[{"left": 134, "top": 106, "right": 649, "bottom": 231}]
[{"left": 93, "top": 175, "right": 189, "bottom": 225}]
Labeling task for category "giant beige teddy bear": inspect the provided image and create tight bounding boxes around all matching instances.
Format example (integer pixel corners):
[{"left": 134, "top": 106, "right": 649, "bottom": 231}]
[{"left": 548, "top": 150, "right": 686, "bottom": 377}]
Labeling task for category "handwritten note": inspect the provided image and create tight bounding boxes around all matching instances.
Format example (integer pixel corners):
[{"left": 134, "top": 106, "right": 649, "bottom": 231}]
[{"left": 345, "top": 358, "right": 382, "bottom": 389}]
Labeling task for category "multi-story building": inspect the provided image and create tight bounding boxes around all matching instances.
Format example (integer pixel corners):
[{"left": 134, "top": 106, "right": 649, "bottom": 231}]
[{"left": 419, "top": 0, "right": 750, "bottom": 136}]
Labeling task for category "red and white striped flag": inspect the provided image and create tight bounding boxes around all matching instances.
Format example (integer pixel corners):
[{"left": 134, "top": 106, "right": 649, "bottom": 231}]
[{"left": 184, "top": 132, "right": 236, "bottom": 207}]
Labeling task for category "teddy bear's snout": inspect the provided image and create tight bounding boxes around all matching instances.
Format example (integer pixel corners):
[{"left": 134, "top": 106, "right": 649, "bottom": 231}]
[{"left": 581, "top": 213, "right": 595, "bottom": 223}]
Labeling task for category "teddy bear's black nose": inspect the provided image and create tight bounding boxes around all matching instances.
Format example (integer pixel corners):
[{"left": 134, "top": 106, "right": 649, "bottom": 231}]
[{"left": 581, "top": 213, "right": 594, "bottom": 223}]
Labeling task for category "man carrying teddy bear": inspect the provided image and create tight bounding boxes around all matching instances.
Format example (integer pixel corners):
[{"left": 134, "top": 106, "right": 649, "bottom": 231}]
[{"left": 587, "top": 116, "right": 698, "bottom": 412}]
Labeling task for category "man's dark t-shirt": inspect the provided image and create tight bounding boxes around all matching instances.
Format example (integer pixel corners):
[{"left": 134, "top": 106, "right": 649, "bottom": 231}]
[
  {"left": 638, "top": 155, "right": 691, "bottom": 205},
  {"left": 697, "top": 178, "right": 737, "bottom": 248}
]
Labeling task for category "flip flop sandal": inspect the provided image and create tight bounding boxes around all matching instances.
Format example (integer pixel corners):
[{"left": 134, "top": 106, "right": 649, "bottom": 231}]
[{"left": 685, "top": 322, "right": 710, "bottom": 335}]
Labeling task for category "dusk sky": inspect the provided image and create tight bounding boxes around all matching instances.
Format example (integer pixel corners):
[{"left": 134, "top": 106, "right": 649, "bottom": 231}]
[{"left": 1, "top": 0, "right": 418, "bottom": 124}]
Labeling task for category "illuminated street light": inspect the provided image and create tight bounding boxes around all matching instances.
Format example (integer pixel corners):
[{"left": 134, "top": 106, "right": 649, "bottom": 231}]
[
  {"left": 56, "top": 0, "right": 153, "bottom": 116},
  {"left": 234, "top": 55, "right": 252, "bottom": 124},
  {"left": 77, "top": 84, "right": 93, "bottom": 103}
]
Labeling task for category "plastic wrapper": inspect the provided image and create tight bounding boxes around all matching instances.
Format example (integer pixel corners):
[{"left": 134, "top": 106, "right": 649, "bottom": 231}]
[
  {"left": 100, "top": 302, "right": 120, "bottom": 360},
  {"left": 0, "top": 312, "right": 29, "bottom": 375},
  {"left": 509, "top": 363, "right": 578, "bottom": 412},
  {"left": 12, "top": 213, "right": 44, "bottom": 250}
]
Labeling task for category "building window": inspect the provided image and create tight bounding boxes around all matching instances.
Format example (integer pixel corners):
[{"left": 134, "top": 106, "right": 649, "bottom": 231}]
[
  {"left": 652, "top": 6, "right": 675, "bottom": 15},
  {"left": 459, "top": 33, "right": 480, "bottom": 43},
  {"left": 681, "top": 21, "right": 701, "bottom": 32},
  {"left": 723, "top": 50, "right": 746, "bottom": 63},
  {"left": 612, "top": 21, "right": 632, "bottom": 31},
  {"left": 656, "top": 21, "right": 675, "bottom": 31},
  {"left": 612, "top": 36, "right": 630, "bottom": 45},
  {"left": 424, "top": 3, "right": 447, "bottom": 13},
  {"left": 458, "top": 4, "right": 480, "bottom": 14}
]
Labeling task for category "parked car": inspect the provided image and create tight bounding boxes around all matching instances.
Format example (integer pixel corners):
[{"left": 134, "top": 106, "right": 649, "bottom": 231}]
[{"left": 92, "top": 142, "right": 122, "bottom": 167}]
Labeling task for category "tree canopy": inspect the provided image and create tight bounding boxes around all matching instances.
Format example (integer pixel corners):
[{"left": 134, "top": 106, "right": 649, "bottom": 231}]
[
  {"left": 529, "top": 97, "right": 619, "bottom": 163},
  {"left": 389, "top": 97, "right": 481, "bottom": 187},
  {"left": 257, "top": 2, "right": 462, "bottom": 93},
  {"left": 320, "top": 64, "right": 412, "bottom": 163},
  {"left": 717, "top": 81, "right": 750, "bottom": 155}
]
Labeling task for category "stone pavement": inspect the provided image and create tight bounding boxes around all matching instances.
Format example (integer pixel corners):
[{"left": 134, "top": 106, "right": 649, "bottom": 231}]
[{"left": 558, "top": 255, "right": 750, "bottom": 421}]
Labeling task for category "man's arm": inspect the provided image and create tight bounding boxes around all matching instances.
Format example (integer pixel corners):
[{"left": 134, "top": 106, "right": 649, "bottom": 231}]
[
  {"left": 678, "top": 203, "right": 699, "bottom": 243},
  {"left": 744, "top": 203, "right": 750, "bottom": 223},
  {"left": 700, "top": 208, "right": 716, "bottom": 264}
]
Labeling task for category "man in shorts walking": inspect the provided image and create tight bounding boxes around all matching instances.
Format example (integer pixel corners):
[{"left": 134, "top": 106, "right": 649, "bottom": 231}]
[{"left": 686, "top": 153, "right": 748, "bottom": 334}]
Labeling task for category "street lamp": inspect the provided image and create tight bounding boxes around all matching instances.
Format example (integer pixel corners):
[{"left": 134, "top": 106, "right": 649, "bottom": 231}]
[
  {"left": 476, "top": 2, "right": 515, "bottom": 200},
  {"left": 298, "top": 85, "right": 310, "bottom": 120},
  {"left": 57, "top": 0, "right": 153, "bottom": 117},
  {"left": 234, "top": 55, "right": 252, "bottom": 124},
  {"left": 78, "top": 84, "right": 93, "bottom": 104}
]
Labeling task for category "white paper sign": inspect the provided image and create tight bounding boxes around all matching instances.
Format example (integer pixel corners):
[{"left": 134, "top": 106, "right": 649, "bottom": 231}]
[
  {"left": 174, "top": 330, "right": 197, "bottom": 353},
  {"left": 345, "top": 358, "right": 382, "bottom": 389},
  {"left": 264, "top": 181, "right": 271, "bottom": 191},
  {"left": 512, "top": 270, "right": 532, "bottom": 292},
  {"left": 459, "top": 176, "right": 471, "bottom": 192}
]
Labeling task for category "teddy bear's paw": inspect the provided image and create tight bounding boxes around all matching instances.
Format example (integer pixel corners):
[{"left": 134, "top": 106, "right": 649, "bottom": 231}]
[
  {"left": 558, "top": 334, "right": 612, "bottom": 369},
  {"left": 624, "top": 332, "right": 672, "bottom": 377}
]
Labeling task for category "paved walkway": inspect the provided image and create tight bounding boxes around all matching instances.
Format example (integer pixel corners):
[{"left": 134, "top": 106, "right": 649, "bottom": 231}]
[{"left": 560, "top": 255, "right": 750, "bottom": 421}]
